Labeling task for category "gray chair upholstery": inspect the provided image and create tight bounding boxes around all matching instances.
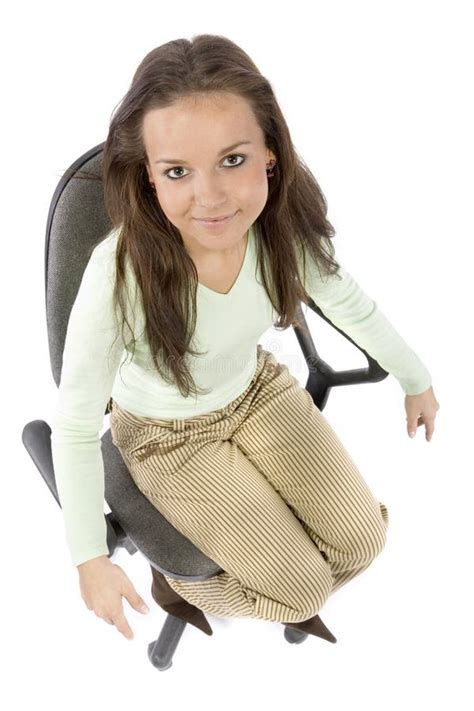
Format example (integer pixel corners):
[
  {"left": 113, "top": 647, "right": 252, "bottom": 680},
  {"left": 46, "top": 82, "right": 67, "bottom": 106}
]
[{"left": 22, "top": 143, "right": 389, "bottom": 670}]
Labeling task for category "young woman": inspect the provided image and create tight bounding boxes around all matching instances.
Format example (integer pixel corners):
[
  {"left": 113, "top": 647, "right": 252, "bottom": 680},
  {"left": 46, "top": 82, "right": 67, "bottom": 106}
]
[{"left": 51, "top": 34, "right": 439, "bottom": 643}]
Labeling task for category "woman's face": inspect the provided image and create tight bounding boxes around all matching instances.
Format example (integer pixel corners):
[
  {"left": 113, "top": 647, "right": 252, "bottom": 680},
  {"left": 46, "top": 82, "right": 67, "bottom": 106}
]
[{"left": 143, "top": 92, "right": 276, "bottom": 259}]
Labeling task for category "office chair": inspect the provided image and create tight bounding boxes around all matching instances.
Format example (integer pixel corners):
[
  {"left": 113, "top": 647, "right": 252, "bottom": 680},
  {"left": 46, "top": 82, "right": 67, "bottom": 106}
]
[{"left": 22, "top": 142, "right": 389, "bottom": 671}]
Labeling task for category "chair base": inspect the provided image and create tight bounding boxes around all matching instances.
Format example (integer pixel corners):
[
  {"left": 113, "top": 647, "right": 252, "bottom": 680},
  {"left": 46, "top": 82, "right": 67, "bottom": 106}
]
[{"left": 148, "top": 613, "right": 187, "bottom": 671}]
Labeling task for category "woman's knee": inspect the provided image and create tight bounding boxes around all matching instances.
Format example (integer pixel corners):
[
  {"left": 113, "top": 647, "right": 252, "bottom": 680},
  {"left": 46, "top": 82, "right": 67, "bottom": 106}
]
[
  {"left": 292, "top": 560, "right": 334, "bottom": 618},
  {"left": 348, "top": 508, "right": 388, "bottom": 564}
]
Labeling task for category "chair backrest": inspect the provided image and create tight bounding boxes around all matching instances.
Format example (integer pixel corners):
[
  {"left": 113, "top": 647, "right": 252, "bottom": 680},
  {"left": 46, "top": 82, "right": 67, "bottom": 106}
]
[{"left": 46, "top": 142, "right": 110, "bottom": 389}]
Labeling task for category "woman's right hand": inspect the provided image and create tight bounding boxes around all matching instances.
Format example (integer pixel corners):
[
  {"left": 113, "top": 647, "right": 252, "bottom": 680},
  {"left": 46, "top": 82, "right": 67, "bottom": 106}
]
[{"left": 77, "top": 555, "right": 150, "bottom": 640}]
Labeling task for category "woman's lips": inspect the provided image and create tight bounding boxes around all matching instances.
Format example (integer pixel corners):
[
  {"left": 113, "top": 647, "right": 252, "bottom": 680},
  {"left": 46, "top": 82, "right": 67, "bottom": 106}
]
[{"left": 194, "top": 211, "right": 237, "bottom": 228}]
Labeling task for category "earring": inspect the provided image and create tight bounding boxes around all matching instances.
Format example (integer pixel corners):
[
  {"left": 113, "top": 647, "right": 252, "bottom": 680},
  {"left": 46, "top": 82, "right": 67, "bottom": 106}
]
[
  {"left": 149, "top": 181, "right": 156, "bottom": 191},
  {"left": 266, "top": 159, "right": 276, "bottom": 178}
]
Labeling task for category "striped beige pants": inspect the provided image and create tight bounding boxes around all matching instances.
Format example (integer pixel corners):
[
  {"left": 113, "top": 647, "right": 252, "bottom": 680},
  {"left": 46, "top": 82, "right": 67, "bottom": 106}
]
[{"left": 110, "top": 345, "right": 388, "bottom": 624}]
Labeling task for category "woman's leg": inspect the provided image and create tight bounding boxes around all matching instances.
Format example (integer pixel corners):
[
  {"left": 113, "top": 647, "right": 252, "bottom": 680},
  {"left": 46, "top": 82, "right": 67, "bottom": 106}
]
[
  {"left": 110, "top": 399, "right": 334, "bottom": 624},
  {"left": 232, "top": 351, "right": 389, "bottom": 597}
]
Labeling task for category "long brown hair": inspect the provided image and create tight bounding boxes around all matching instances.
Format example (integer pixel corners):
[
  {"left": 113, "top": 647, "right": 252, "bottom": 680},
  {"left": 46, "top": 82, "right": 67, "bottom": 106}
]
[{"left": 80, "top": 34, "right": 341, "bottom": 398}]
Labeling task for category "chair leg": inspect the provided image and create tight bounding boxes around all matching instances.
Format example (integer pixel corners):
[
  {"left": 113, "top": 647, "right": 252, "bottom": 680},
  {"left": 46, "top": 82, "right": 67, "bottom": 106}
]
[
  {"left": 150, "top": 565, "right": 213, "bottom": 636},
  {"left": 284, "top": 614, "right": 337, "bottom": 643}
]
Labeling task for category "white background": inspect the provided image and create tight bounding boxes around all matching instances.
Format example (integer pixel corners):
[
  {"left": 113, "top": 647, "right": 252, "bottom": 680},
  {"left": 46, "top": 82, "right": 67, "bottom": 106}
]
[{"left": 4, "top": 0, "right": 472, "bottom": 708}]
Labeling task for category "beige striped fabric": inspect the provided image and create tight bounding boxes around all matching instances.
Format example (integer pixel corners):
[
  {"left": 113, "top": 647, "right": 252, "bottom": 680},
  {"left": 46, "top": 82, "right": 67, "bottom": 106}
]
[{"left": 110, "top": 344, "right": 389, "bottom": 624}]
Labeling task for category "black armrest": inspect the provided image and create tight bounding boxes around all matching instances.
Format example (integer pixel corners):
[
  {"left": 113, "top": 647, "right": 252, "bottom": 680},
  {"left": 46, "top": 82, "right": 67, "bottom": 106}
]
[{"left": 293, "top": 299, "right": 389, "bottom": 411}]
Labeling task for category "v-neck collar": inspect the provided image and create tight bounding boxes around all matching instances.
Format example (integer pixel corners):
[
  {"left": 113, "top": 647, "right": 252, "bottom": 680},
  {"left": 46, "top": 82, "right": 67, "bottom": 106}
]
[{"left": 197, "top": 224, "right": 253, "bottom": 297}]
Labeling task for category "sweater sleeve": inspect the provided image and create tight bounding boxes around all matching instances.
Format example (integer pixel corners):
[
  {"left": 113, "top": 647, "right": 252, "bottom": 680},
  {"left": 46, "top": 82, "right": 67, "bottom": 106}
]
[
  {"left": 297, "top": 245, "right": 432, "bottom": 396},
  {"left": 50, "top": 232, "right": 133, "bottom": 567}
]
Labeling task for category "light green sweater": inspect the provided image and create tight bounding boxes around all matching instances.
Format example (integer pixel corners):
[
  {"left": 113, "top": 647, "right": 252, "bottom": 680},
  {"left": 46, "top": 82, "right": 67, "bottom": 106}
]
[{"left": 51, "top": 223, "right": 432, "bottom": 567}]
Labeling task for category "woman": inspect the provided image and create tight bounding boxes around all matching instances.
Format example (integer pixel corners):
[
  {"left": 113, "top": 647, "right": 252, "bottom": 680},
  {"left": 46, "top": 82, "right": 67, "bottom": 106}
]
[{"left": 51, "top": 34, "right": 439, "bottom": 643}]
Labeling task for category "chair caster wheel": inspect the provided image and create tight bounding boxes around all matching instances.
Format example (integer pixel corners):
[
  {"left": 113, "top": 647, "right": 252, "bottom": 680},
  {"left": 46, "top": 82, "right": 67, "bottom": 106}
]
[
  {"left": 284, "top": 625, "right": 308, "bottom": 644},
  {"left": 148, "top": 640, "right": 173, "bottom": 670}
]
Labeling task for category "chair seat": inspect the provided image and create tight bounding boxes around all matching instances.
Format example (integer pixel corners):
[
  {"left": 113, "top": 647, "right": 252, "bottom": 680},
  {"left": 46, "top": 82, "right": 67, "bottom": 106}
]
[{"left": 101, "top": 428, "right": 223, "bottom": 581}]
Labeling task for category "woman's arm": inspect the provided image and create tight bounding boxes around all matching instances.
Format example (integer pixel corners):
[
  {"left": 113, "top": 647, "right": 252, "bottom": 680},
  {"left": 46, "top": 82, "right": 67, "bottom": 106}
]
[
  {"left": 50, "top": 230, "right": 132, "bottom": 567},
  {"left": 298, "top": 248, "right": 432, "bottom": 396}
]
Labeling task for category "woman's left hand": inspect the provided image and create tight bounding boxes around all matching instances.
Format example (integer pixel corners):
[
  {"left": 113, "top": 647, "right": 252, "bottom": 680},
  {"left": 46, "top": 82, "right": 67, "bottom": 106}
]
[{"left": 405, "top": 385, "right": 440, "bottom": 442}]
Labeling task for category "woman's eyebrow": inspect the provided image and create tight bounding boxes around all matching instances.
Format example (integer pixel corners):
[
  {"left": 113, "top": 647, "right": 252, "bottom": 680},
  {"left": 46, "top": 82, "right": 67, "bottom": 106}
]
[{"left": 154, "top": 140, "right": 253, "bottom": 165}]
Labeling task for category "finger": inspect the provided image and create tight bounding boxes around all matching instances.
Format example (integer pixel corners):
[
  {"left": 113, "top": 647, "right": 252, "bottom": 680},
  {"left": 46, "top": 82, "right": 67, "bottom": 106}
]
[
  {"left": 122, "top": 581, "right": 150, "bottom": 614},
  {"left": 113, "top": 610, "right": 134, "bottom": 640},
  {"left": 424, "top": 420, "right": 435, "bottom": 442},
  {"left": 130, "top": 594, "right": 150, "bottom": 614},
  {"left": 407, "top": 414, "right": 424, "bottom": 438}
]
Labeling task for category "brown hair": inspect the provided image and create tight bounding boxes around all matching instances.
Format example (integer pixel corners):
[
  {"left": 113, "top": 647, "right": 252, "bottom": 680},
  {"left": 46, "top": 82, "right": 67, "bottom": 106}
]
[{"left": 77, "top": 34, "right": 341, "bottom": 398}]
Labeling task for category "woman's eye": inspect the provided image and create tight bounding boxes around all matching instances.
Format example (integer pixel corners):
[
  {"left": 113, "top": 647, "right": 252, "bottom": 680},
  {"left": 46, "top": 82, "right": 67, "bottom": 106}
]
[
  {"left": 223, "top": 154, "right": 245, "bottom": 168},
  {"left": 164, "top": 166, "right": 189, "bottom": 180},
  {"left": 163, "top": 154, "right": 246, "bottom": 180}
]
